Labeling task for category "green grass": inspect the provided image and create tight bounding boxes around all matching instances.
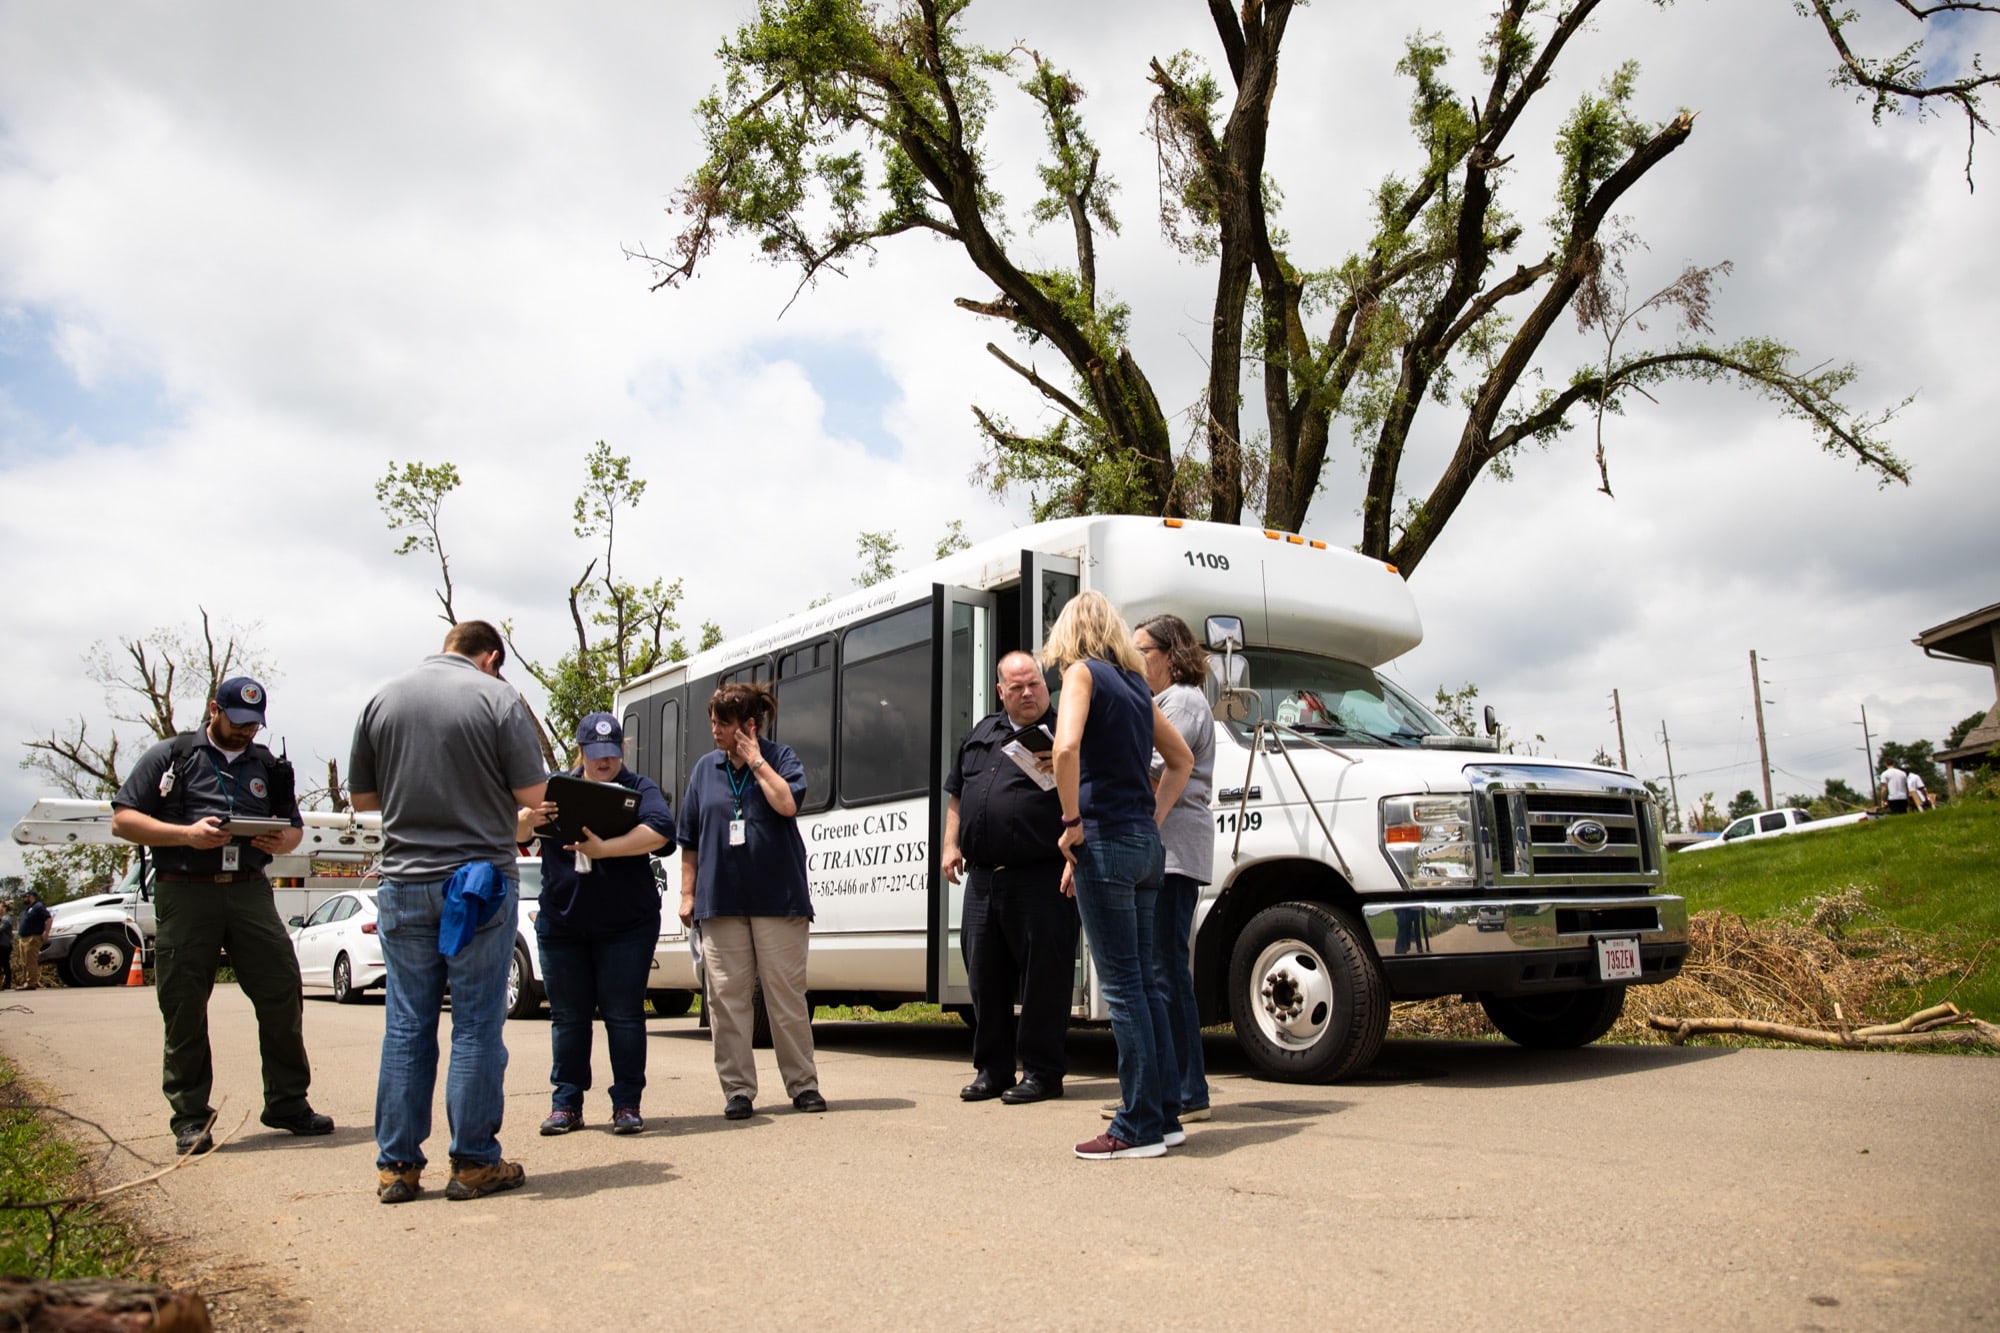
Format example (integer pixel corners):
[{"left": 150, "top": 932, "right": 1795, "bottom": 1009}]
[
  {"left": 1665, "top": 798, "right": 2000, "bottom": 1018},
  {"left": 810, "top": 1001, "right": 967, "bottom": 1024},
  {"left": 0, "top": 1056, "right": 148, "bottom": 1280}
]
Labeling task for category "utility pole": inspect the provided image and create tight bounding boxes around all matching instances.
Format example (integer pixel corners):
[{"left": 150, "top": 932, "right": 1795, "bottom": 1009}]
[
  {"left": 1749, "top": 649, "right": 1773, "bottom": 809},
  {"left": 1659, "top": 720, "right": 1682, "bottom": 833},
  {"left": 1859, "top": 704, "right": 1877, "bottom": 805},
  {"left": 1611, "top": 689, "right": 1629, "bottom": 769}
]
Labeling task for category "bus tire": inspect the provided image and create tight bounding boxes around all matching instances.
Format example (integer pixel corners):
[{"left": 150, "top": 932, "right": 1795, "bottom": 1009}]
[
  {"left": 649, "top": 989, "right": 694, "bottom": 1018},
  {"left": 1479, "top": 986, "right": 1625, "bottom": 1049},
  {"left": 1227, "top": 901, "right": 1387, "bottom": 1083},
  {"left": 505, "top": 943, "right": 542, "bottom": 1019}
]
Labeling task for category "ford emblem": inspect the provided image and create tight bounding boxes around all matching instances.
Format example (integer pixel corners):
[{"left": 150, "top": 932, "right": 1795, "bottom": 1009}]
[{"left": 1566, "top": 819, "right": 1610, "bottom": 852}]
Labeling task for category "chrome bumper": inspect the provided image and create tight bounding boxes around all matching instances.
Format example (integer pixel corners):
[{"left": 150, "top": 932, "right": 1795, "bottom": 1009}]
[{"left": 1361, "top": 894, "right": 1688, "bottom": 957}]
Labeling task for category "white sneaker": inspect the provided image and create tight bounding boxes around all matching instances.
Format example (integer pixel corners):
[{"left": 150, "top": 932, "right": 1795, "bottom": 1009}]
[{"left": 1163, "top": 1129, "right": 1186, "bottom": 1147}]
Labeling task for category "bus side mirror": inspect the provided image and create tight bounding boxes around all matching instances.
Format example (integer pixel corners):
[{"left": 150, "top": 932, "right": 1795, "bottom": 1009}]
[
  {"left": 1205, "top": 616, "right": 1245, "bottom": 653},
  {"left": 1483, "top": 704, "right": 1499, "bottom": 737}
]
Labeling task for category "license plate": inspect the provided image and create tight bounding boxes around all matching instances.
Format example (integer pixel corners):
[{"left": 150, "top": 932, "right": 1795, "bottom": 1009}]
[{"left": 1596, "top": 935, "right": 1642, "bottom": 981}]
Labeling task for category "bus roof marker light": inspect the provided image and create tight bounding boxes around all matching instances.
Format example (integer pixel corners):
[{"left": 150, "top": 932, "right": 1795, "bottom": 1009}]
[
  {"left": 1162, "top": 517, "right": 1184, "bottom": 528},
  {"left": 1287, "top": 534, "right": 1304, "bottom": 545},
  {"left": 1310, "top": 540, "right": 1326, "bottom": 550},
  {"left": 1264, "top": 530, "right": 1281, "bottom": 540}
]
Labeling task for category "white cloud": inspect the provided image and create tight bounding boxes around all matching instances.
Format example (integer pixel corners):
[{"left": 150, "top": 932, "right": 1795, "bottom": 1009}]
[{"left": 2, "top": 1, "right": 1995, "bottom": 873}]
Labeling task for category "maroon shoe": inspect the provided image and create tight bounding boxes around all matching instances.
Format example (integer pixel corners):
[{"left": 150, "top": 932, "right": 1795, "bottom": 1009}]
[{"left": 1073, "top": 1132, "right": 1166, "bottom": 1160}]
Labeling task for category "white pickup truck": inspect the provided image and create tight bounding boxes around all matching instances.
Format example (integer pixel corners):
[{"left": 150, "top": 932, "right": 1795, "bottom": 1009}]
[{"left": 1677, "top": 806, "right": 1871, "bottom": 853}]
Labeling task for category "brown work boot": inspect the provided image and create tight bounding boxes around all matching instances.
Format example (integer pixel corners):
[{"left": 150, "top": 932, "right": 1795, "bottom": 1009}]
[
  {"left": 445, "top": 1157, "right": 525, "bottom": 1201},
  {"left": 377, "top": 1163, "right": 422, "bottom": 1205}
]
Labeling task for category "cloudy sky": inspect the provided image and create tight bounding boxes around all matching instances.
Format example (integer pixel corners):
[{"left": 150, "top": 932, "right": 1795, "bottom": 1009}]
[{"left": 3, "top": 1, "right": 1995, "bottom": 874}]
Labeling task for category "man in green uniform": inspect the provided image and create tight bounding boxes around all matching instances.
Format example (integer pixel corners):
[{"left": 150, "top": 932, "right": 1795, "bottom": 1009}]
[{"left": 112, "top": 677, "right": 332, "bottom": 1155}]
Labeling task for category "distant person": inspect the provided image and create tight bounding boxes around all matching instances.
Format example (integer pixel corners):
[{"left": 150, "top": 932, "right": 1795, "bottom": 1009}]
[
  {"left": 942, "top": 651, "right": 1076, "bottom": 1105},
  {"left": 350, "top": 620, "right": 547, "bottom": 1204},
  {"left": 1879, "top": 761, "right": 1910, "bottom": 815},
  {"left": 0, "top": 899, "right": 17, "bottom": 990},
  {"left": 1907, "top": 769, "right": 1930, "bottom": 811},
  {"left": 678, "top": 682, "right": 824, "bottom": 1120},
  {"left": 12, "top": 891, "right": 47, "bottom": 989},
  {"left": 516, "top": 712, "right": 673, "bottom": 1137},
  {"left": 1041, "top": 591, "right": 1193, "bottom": 1161},
  {"left": 111, "top": 678, "right": 329, "bottom": 1156}
]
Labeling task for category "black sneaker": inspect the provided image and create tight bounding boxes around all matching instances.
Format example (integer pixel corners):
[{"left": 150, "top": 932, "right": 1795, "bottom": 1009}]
[
  {"left": 261, "top": 1107, "right": 334, "bottom": 1136},
  {"left": 610, "top": 1107, "right": 644, "bottom": 1135},
  {"left": 174, "top": 1125, "right": 214, "bottom": 1156},
  {"left": 723, "top": 1094, "right": 754, "bottom": 1120}
]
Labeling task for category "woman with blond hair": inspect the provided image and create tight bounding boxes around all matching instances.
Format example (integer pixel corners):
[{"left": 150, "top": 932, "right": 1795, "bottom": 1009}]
[{"left": 1041, "top": 590, "right": 1194, "bottom": 1160}]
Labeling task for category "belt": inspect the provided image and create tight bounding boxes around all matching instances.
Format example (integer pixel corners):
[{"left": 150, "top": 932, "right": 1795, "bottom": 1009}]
[{"left": 157, "top": 871, "right": 268, "bottom": 884}]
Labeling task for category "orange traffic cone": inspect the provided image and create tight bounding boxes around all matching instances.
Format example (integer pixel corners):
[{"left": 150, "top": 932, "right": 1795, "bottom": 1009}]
[{"left": 125, "top": 944, "right": 146, "bottom": 987}]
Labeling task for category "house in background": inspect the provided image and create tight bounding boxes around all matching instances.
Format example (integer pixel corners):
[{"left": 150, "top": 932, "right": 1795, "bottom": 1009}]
[{"left": 1917, "top": 601, "right": 2000, "bottom": 789}]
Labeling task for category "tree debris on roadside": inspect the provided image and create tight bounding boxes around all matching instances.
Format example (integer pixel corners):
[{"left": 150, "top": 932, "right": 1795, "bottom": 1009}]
[{"left": 1648, "top": 1001, "right": 2000, "bottom": 1049}]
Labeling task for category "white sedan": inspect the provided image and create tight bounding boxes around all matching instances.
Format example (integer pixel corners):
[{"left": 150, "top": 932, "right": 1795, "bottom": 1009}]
[{"left": 290, "top": 888, "right": 383, "bottom": 1003}]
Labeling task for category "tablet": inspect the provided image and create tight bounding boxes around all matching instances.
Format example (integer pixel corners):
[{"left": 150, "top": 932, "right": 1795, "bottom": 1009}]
[
  {"left": 535, "top": 774, "right": 644, "bottom": 844},
  {"left": 220, "top": 817, "right": 295, "bottom": 837}
]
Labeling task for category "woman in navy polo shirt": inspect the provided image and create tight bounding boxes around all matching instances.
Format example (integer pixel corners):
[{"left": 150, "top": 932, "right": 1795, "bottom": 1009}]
[
  {"left": 678, "top": 682, "right": 825, "bottom": 1120},
  {"left": 1041, "top": 591, "right": 1193, "bottom": 1161},
  {"left": 516, "top": 712, "right": 673, "bottom": 1136}
]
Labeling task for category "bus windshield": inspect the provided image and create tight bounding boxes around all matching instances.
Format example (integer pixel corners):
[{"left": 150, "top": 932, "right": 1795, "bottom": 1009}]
[{"left": 1207, "top": 648, "right": 1452, "bottom": 747}]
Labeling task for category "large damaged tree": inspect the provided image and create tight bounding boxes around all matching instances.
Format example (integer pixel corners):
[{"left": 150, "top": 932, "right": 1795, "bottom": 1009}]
[{"left": 637, "top": 0, "right": 1966, "bottom": 572}]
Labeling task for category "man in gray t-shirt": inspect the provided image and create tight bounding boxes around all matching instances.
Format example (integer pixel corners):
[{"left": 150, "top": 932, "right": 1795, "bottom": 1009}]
[{"left": 349, "top": 620, "right": 546, "bottom": 1205}]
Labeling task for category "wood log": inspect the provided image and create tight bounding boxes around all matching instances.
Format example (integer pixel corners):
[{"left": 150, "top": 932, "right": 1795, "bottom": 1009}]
[
  {"left": 1647, "top": 1013, "right": 2000, "bottom": 1049},
  {"left": 0, "top": 1278, "right": 211, "bottom": 1332}
]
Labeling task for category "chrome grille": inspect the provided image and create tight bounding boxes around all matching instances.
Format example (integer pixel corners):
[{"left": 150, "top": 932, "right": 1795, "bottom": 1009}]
[{"left": 1472, "top": 766, "right": 1662, "bottom": 891}]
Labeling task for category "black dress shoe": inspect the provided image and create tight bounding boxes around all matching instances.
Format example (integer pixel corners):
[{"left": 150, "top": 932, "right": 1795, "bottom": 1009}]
[
  {"left": 960, "top": 1075, "right": 1011, "bottom": 1102},
  {"left": 1000, "top": 1076, "right": 1063, "bottom": 1104},
  {"left": 174, "top": 1125, "right": 214, "bottom": 1156},
  {"left": 723, "top": 1094, "right": 754, "bottom": 1120}
]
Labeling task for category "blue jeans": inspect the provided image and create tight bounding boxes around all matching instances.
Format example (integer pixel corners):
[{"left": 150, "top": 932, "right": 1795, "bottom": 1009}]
[
  {"left": 537, "top": 920, "right": 657, "bottom": 1112},
  {"left": 1154, "top": 873, "right": 1210, "bottom": 1113},
  {"left": 1071, "top": 830, "right": 1176, "bottom": 1147},
  {"left": 374, "top": 875, "right": 518, "bottom": 1170}
]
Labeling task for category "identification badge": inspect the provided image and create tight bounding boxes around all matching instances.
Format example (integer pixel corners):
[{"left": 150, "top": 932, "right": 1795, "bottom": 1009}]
[
  {"left": 221, "top": 844, "right": 240, "bottom": 872},
  {"left": 729, "top": 819, "right": 747, "bottom": 847}
]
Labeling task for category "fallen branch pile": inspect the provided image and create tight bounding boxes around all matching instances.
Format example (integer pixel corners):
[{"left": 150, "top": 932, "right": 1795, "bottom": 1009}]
[{"left": 1648, "top": 1001, "right": 2000, "bottom": 1049}]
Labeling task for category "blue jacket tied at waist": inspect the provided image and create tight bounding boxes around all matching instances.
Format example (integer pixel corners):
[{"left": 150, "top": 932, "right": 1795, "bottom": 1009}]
[{"left": 438, "top": 862, "right": 507, "bottom": 957}]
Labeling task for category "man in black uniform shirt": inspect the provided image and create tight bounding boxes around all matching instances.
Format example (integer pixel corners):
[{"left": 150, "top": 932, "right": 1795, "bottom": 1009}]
[
  {"left": 112, "top": 677, "right": 332, "bottom": 1155},
  {"left": 941, "top": 651, "right": 1078, "bottom": 1104}
]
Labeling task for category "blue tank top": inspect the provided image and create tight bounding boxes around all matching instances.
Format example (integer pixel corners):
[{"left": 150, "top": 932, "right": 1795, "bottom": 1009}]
[{"left": 1078, "top": 658, "right": 1156, "bottom": 840}]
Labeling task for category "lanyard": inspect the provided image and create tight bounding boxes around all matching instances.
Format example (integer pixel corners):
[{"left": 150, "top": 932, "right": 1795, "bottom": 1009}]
[
  {"left": 725, "top": 761, "right": 756, "bottom": 819},
  {"left": 206, "top": 753, "right": 243, "bottom": 814}
]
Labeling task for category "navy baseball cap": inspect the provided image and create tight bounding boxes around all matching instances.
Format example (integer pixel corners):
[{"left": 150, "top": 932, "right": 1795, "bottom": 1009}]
[
  {"left": 576, "top": 712, "right": 625, "bottom": 760},
  {"left": 216, "top": 677, "right": 269, "bottom": 725}
]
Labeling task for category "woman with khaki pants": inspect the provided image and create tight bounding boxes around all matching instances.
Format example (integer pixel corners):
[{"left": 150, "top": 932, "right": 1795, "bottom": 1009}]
[{"left": 678, "top": 682, "right": 824, "bottom": 1120}]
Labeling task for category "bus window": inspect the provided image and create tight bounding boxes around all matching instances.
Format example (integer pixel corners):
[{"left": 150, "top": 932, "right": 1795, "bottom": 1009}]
[
  {"left": 776, "top": 639, "right": 834, "bottom": 813},
  {"left": 622, "top": 708, "right": 646, "bottom": 779},
  {"left": 839, "top": 605, "right": 932, "bottom": 804},
  {"left": 656, "top": 697, "right": 680, "bottom": 806}
]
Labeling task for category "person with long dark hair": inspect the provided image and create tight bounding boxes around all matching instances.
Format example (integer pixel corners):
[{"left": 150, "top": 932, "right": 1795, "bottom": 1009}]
[{"left": 1041, "top": 591, "right": 1193, "bottom": 1160}]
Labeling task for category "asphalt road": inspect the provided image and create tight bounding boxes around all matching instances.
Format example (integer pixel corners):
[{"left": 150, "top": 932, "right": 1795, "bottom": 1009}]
[{"left": 2, "top": 985, "right": 1995, "bottom": 1331}]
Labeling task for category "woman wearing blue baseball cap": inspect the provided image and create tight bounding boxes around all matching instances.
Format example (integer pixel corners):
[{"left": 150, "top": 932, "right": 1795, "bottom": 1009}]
[{"left": 515, "top": 712, "right": 674, "bottom": 1135}]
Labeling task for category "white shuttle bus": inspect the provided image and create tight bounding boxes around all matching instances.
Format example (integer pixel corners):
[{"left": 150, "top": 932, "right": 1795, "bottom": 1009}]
[{"left": 620, "top": 516, "right": 1687, "bottom": 1081}]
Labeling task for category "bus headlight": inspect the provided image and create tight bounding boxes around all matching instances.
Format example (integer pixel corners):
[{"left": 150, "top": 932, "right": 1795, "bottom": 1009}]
[{"left": 1380, "top": 795, "right": 1476, "bottom": 888}]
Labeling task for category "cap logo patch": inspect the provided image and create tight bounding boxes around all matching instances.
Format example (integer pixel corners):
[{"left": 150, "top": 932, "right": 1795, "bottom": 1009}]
[
  {"left": 595, "top": 719, "right": 614, "bottom": 736},
  {"left": 240, "top": 683, "right": 263, "bottom": 705},
  {"left": 249, "top": 778, "right": 268, "bottom": 799}
]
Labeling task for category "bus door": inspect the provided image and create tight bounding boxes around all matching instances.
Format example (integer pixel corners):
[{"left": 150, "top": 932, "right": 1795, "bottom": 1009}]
[
  {"left": 928, "top": 584, "right": 997, "bottom": 1005},
  {"left": 1019, "top": 549, "right": 1091, "bottom": 1011}
]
